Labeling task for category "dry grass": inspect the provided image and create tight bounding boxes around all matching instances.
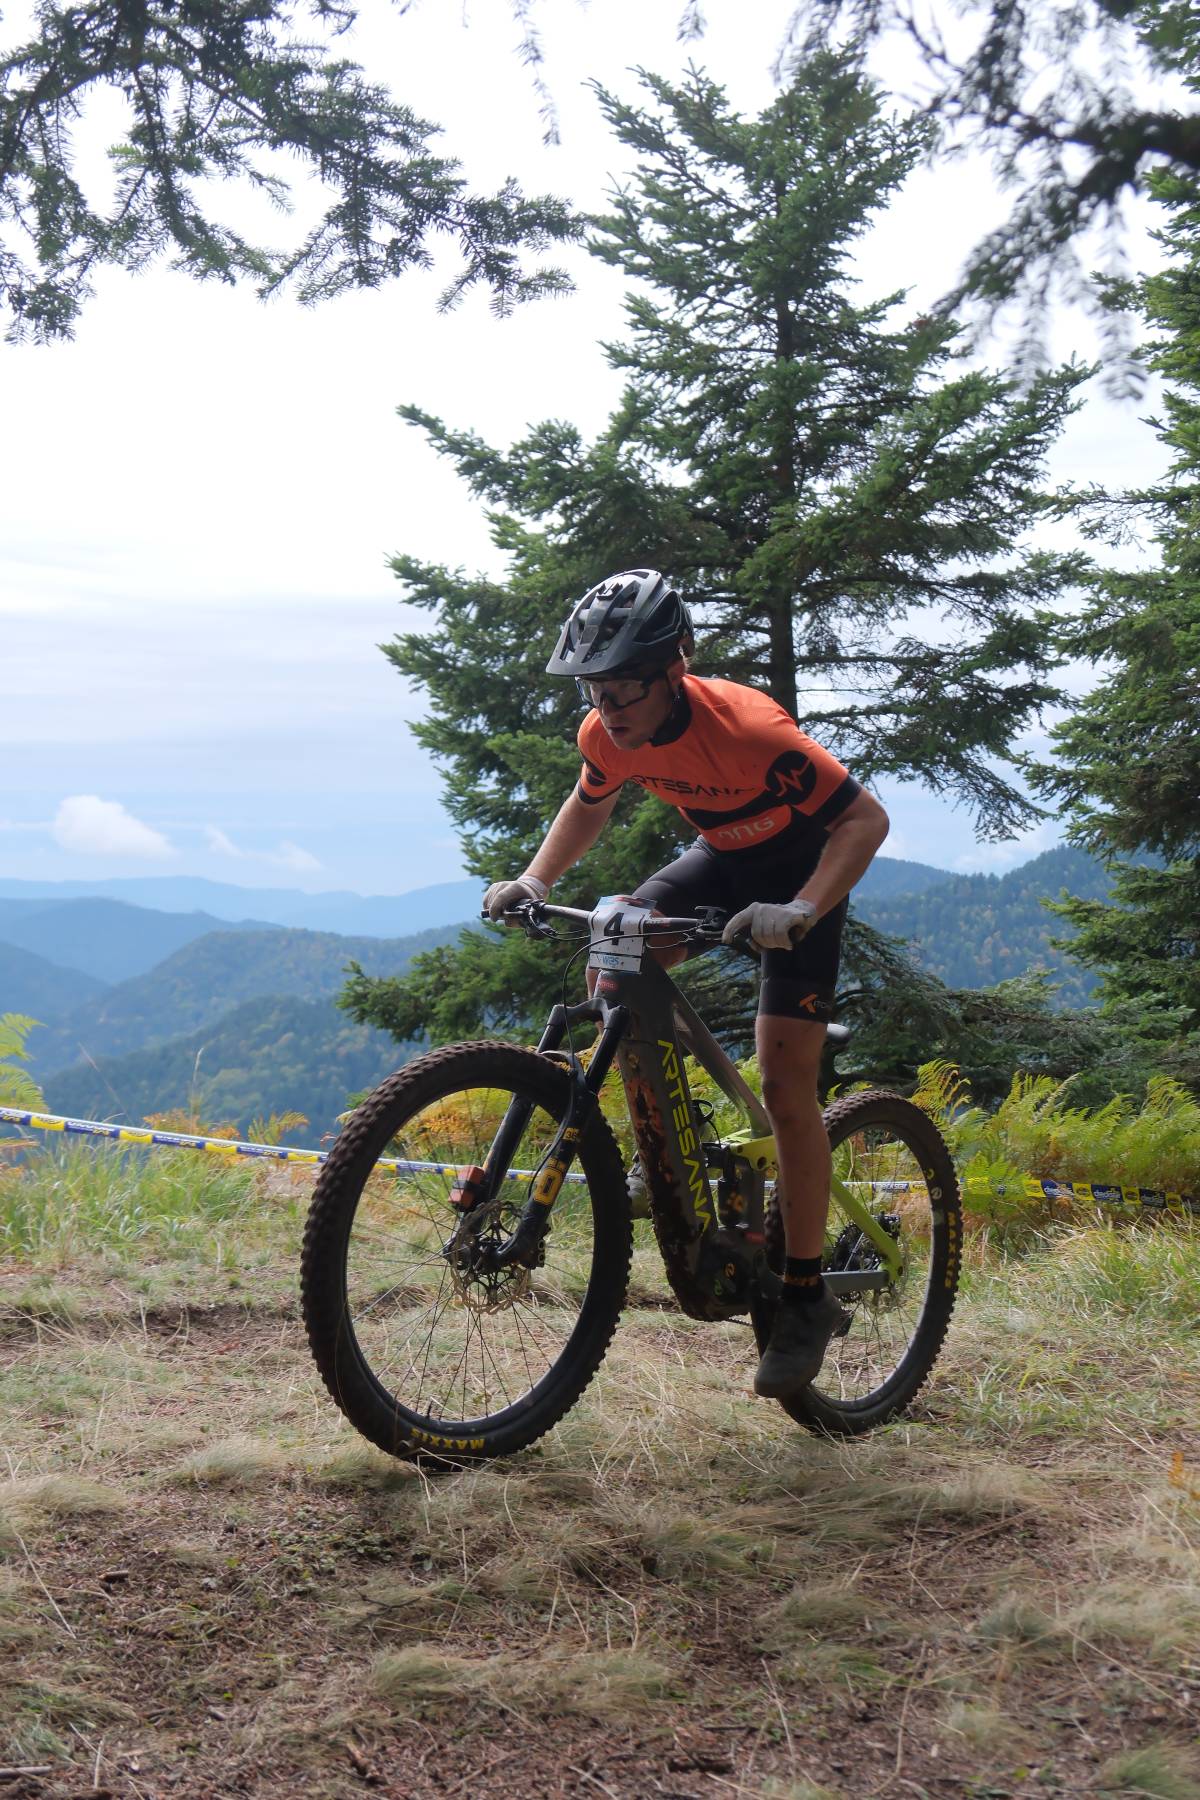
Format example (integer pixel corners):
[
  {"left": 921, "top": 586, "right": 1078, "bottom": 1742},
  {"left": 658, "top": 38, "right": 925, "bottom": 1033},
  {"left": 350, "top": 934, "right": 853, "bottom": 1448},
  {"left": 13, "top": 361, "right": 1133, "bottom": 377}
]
[
  {"left": 0, "top": 1203, "right": 1197, "bottom": 1797},
  {"left": 366, "top": 1642, "right": 677, "bottom": 1717},
  {"left": 1098, "top": 1742, "right": 1200, "bottom": 1799},
  {"left": 169, "top": 1433, "right": 291, "bottom": 1486}
]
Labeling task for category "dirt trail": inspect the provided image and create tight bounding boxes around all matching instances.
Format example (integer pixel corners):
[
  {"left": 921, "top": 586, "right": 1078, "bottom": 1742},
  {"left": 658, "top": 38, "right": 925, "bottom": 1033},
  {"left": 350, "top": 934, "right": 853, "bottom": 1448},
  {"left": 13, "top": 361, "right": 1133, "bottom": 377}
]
[{"left": 2, "top": 1263, "right": 1199, "bottom": 1800}]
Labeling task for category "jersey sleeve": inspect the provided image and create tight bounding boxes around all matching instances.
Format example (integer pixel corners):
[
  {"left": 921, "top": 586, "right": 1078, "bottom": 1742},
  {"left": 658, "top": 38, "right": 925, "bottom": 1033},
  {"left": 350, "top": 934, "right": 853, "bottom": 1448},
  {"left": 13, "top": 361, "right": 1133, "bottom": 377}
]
[
  {"left": 576, "top": 713, "right": 625, "bottom": 805},
  {"left": 756, "top": 694, "right": 861, "bottom": 828},
  {"left": 792, "top": 732, "right": 861, "bottom": 828}
]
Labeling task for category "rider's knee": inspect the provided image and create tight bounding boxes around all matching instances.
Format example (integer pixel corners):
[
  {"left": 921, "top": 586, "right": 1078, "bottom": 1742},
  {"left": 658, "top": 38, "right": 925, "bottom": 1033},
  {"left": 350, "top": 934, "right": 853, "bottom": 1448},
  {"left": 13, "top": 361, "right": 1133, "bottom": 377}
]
[{"left": 760, "top": 1065, "right": 821, "bottom": 1123}]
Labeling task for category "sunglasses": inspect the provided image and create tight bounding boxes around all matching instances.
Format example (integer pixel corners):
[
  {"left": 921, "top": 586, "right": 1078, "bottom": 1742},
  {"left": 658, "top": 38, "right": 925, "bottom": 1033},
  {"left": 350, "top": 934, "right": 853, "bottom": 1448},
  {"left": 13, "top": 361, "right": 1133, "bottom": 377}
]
[{"left": 577, "top": 671, "right": 666, "bottom": 712}]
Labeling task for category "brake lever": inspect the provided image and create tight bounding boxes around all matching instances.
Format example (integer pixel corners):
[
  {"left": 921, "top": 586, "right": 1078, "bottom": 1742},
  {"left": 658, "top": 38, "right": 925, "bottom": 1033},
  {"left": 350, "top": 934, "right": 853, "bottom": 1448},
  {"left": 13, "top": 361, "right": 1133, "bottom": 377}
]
[{"left": 479, "top": 901, "right": 555, "bottom": 938}]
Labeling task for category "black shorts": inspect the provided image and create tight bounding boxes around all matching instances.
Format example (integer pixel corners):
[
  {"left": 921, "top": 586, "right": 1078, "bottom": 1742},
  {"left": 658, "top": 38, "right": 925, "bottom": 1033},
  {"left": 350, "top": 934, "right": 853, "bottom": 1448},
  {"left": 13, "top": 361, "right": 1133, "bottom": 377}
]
[{"left": 633, "top": 840, "right": 845, "bottom": 1025}]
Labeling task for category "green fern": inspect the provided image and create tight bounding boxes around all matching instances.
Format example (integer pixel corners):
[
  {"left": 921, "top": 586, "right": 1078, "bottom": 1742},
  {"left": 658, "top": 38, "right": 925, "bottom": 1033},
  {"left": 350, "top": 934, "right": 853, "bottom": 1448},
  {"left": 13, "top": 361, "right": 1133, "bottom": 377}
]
[
  {"left": 930, "top": 1063, "right": 1200, "bottom": 1195},
  {"left": 0, "top": 1014, "right": 44, "bottom": 1111},
  {"left": 248, "top": 1110, "right": 310, "bottom": 1147}
]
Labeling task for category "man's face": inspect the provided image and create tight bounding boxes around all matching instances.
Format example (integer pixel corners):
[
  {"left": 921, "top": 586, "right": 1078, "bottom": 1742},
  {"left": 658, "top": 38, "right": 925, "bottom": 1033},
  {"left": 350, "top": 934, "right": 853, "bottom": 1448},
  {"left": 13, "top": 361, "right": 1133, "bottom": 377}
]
[{"left": 586, "top": 659, "right": 684, "bottom": 750}]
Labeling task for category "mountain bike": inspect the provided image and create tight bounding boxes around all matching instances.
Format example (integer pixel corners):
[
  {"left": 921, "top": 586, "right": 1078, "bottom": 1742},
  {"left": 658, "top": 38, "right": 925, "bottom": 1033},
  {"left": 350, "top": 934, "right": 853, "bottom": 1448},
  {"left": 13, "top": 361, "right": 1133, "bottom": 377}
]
[{"left": 301, "top": 897, "right": 962, "bottom": 1462}]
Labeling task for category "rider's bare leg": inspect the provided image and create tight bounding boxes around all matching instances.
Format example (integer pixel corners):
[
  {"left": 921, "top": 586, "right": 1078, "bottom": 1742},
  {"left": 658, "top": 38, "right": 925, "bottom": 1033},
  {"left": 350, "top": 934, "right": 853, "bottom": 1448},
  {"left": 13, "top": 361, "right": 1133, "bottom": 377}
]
[{"left": 756, "top": 1014, "right": 829, "bottom": 1261}]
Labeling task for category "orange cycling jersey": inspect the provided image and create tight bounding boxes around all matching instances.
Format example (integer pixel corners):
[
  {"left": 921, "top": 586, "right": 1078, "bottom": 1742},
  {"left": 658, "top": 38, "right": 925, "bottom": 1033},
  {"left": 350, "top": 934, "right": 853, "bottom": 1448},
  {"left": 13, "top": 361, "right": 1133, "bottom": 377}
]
[{"left": 576, "top": 675, "right": 860, "bottom": 856}]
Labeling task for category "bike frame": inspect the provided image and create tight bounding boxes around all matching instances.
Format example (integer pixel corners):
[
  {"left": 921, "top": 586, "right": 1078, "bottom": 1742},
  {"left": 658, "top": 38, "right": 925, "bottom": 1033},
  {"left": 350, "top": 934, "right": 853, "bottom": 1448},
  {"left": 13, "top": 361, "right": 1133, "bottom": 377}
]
[{"left": 478, "top": 899, "right": 900, "bottom": 1322}]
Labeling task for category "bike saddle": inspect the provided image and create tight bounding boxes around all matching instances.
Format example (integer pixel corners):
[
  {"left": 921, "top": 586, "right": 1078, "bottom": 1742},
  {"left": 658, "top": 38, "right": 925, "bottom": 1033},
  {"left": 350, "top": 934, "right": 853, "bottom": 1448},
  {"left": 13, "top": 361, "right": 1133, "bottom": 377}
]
[{"left": 826, "top": 1022, "right": 852, "bottom": 1049}]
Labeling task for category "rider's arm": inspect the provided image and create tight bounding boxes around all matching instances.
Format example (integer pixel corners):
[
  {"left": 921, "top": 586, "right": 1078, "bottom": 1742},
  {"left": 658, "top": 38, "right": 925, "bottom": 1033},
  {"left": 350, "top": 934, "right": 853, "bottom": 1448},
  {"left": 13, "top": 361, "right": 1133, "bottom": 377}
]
[
  {"left": 794, "top": 788, "right": 889, "bottom": 919},
  {"left": 525, "top": 787, "right": 622, "bottom": 891}
]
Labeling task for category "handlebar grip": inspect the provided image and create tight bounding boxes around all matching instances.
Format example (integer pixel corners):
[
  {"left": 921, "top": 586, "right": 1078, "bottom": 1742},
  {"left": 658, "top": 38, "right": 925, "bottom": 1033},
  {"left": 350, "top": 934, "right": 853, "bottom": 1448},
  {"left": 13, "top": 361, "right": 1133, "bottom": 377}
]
[{"left": 727, "top": 921, "right": 811, "bottom": 954}]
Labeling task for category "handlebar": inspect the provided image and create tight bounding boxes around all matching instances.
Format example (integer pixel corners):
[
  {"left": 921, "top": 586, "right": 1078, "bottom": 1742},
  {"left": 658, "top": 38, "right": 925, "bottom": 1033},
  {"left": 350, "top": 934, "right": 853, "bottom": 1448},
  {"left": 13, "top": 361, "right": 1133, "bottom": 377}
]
[
  {"left": 479, "top": 899, "right": 803, "bottom": 953},
  {"left": 481, "top": 899, "right": 728, "bottom": 941},
  {"left": 478, "top": 897, "right": 846, "bottom": 1032}
]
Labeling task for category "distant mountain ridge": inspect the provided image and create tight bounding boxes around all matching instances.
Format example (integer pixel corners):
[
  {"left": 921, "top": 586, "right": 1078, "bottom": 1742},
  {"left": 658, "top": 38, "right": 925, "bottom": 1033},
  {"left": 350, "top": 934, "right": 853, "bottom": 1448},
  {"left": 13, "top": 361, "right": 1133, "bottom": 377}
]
[
  {"left": 0, "top": 940, "right": 109, "bottom": 1020},
  {"left": 0, "top": 876, "right": 483, "bottom": 940},
  {"left": 853, "top": 844, "right": 1109, "bottom": 1005},
  {"left": 24, "top": 921, "right": 463, "bottom": 1079},
  {"left": 0, "top": 858, "right": 962, "bottom": 938},
  {"left": 0, "top": 897, "right": 273, "bottom": 985}
]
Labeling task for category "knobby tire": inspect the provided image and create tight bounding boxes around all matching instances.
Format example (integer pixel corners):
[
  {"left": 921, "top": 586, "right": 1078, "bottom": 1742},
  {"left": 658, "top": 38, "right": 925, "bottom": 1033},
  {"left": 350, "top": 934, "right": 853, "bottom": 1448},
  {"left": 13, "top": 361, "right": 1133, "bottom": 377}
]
[
  {"left": 301, "top": 1042, "right": 631, "bottom": 1464},
  {"left": 756, "top": 1089, "right": 961, "bottom": 1435}
]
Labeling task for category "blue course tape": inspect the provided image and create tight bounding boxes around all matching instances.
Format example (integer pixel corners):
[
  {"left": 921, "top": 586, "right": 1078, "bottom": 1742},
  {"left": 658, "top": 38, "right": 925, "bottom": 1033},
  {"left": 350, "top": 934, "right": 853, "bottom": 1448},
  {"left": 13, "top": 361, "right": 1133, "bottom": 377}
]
[
  {"left": 0, "top": 1105, "right": 589, "bottom": 1183},
  {"left": 0, "top": 1106, "right": 1194, "bottom": 1210},
  {"left": 965, "top": 1173, "right": 1197, "bottom": 1213}
]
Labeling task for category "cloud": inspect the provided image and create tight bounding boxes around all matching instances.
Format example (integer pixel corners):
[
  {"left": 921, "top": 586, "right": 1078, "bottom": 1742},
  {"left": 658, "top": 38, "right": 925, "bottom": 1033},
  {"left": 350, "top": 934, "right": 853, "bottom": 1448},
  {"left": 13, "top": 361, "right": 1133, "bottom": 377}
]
[
  {"left": 53, "top": 796, "right": 174, "bottom": 860},
  {"left": 206, "top": 825, "right": 321, "bottom": 873},
  {"left": 205, "top": 826, "right": 242, "bottom": 857},
  {"left": 953, "top": 821, "right": 1059, "bottom": 874},
  {"left": 275, "top": 841, "right": 322, "bottom": 873}
]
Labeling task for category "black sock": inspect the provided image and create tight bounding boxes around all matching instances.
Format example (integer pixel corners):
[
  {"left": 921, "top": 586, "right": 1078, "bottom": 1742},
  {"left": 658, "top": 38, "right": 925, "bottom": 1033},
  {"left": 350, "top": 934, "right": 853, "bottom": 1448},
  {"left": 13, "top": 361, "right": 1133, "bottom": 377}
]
[{"left": 781, "top": 1255, "right": 824, "bottom": 1305}]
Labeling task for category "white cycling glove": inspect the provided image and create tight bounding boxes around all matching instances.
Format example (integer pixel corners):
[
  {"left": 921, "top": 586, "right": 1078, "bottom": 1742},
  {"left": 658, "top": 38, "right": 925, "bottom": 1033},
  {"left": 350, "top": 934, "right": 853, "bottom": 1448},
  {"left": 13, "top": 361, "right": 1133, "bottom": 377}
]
[
  {"left": 483, "top": 873, "right": 549, "bottom": 922},
  {"left": 722, "top": 898, "right": 817, "bottom": 952}
]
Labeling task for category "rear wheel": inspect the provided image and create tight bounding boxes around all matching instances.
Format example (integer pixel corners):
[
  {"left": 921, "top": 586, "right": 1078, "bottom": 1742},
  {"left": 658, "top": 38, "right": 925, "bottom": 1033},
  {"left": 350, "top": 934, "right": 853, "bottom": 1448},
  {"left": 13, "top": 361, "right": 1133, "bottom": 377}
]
[
  {"left": 755, "top": 1090, "right": 961, "bottom": 1435},
  {"left": 301, "top": 1042, "right": 631, "bottom": 1462}
]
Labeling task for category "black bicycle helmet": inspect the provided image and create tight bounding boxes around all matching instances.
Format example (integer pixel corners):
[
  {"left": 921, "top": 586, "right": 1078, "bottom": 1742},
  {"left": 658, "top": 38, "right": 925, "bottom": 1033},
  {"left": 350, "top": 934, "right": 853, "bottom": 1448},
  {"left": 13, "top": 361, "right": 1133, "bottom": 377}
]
[{"left": 545, "top": 569, "right": 694, "bottom": 679}]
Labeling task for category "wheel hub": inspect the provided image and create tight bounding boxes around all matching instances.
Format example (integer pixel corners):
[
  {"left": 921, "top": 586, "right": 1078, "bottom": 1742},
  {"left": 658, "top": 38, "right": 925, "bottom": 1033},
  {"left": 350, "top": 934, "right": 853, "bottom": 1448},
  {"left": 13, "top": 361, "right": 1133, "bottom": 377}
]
[{"left": 443, "top": 1206, "right": 537, "bottom": 1313}]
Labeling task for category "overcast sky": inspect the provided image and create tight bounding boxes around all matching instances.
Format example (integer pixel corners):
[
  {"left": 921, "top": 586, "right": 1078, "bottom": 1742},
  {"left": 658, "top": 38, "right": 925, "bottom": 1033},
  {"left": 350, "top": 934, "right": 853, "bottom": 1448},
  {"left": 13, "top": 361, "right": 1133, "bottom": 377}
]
[{"left": 0, "top": 0, "right": 1171, "bottom": 897}]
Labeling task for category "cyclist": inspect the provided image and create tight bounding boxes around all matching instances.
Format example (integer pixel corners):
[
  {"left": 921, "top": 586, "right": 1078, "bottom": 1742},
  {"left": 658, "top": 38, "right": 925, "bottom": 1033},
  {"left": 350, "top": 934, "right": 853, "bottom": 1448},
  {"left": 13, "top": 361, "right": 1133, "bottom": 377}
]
[{"left": 484, "top": 569, "right": 890, "bottom": 1400}]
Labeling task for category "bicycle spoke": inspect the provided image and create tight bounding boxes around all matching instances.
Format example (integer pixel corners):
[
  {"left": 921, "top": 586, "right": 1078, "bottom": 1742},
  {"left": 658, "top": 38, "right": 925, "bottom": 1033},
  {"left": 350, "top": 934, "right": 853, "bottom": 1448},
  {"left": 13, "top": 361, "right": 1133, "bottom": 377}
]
[
  {"left": 814, "top": 1112, "right": 940, "bottom": 1406},
  {"left": 336, "top": 1080, "right": 603, "bottom": 1431}
]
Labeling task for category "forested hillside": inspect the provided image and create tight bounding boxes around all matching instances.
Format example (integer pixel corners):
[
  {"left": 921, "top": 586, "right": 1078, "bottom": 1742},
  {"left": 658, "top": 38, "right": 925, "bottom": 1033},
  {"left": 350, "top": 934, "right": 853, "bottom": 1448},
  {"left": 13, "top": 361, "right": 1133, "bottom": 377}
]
[
  {"left": 43, "top": 995, "right": 410, "bottom": 1147},
  {"left": 24, "top": 922, "right": 464, "bottom": 1079},
  {"left": 852, "top": 856, "right": 956, "bottom": 900},
  {"left": 0, "top": 897, "right": 272, "bottom": 983},
  {"left": 0, "top": 940, "right": 108, "bottom": 1019},
  {"left": 853, "top": 845, "right": 1110, "bottom": 1006}
]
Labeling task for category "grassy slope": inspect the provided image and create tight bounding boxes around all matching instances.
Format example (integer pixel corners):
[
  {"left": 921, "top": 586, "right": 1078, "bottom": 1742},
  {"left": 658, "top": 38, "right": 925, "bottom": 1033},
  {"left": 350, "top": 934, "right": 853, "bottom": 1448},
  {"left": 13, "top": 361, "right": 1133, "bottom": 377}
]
[{"left": 1, "top": 1151, "right": 1198, "bottom": 1800}]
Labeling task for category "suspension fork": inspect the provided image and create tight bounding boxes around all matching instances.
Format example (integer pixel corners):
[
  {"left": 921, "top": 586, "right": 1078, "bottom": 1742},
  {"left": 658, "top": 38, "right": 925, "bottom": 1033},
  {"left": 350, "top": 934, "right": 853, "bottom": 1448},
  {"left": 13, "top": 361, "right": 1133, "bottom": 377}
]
[{"left": 472, "top": 1003, "right": 629, "bottom": 1269}]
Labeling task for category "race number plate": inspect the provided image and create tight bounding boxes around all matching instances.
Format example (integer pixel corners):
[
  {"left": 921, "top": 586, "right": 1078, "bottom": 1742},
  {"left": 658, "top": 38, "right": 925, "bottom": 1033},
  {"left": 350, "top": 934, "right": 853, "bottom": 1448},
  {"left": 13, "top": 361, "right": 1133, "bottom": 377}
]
[{"left": 587, "top": 898, "right": 655, "bottom": 973}]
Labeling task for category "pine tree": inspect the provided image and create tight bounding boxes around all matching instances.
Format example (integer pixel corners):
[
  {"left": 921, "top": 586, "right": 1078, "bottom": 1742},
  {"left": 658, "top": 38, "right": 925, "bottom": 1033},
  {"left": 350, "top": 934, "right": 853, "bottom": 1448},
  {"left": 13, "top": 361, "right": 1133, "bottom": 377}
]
[
  {"left": 777, "top": 0, "right": 1200, "bottom": 383},
  {"left": 0, "top": 0, "right": 578, "bottom": 341},
  {"left": 1036, "top": 160, "right": 1200, "bottom": 1030},
  {"left": 345, "top": 50, "right": 1088, "bottom": 1054}
]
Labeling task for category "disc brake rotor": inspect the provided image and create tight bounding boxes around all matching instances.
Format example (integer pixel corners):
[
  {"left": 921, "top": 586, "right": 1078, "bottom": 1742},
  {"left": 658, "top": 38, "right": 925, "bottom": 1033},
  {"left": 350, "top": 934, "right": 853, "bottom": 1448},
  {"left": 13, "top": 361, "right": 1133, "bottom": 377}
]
[{"left": 444, "top": 1205, "right": 535, "bottom": 1314}]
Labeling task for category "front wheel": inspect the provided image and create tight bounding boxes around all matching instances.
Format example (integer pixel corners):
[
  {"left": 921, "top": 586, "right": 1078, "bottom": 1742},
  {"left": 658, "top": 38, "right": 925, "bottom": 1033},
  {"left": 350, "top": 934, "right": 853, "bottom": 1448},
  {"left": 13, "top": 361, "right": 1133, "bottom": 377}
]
[
  {"left": 755, "top": 1090, "right": 961, "bottom": 1435},
  {"left": 301, "top": 1042, "right": 631, "bottom": 1462}
]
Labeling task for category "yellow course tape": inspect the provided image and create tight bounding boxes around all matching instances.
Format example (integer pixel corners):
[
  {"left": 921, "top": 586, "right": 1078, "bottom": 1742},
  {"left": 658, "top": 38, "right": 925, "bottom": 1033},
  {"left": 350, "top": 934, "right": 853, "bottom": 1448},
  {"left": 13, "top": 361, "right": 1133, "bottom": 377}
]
[
  {"left": 0, "top": 1106, "right": 1194, "bottom": 1209},
  {"left": 0, "top": 1105, "right": 572, "bottom": 1183}
]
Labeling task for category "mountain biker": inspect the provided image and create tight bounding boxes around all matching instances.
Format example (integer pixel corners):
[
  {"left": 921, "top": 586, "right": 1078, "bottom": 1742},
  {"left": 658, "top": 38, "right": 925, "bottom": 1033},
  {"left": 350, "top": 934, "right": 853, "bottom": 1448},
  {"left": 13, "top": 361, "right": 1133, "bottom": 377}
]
[{"left": 483, "top": 569, "right": 890, "bottom": 1400}]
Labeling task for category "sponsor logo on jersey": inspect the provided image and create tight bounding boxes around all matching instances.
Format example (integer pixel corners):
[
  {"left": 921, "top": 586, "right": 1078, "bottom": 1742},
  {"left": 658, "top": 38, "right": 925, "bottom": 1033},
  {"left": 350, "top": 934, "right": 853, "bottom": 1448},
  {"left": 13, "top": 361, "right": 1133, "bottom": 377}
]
[
  {"left": 641, "top": 776, "right": 751, "bottom": 797},
  {"left": 765, "top": 750, "right": 818, "bottom": 804},
  {"left": 707, "top": 810, "right": 789, "bottom": 847}
]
